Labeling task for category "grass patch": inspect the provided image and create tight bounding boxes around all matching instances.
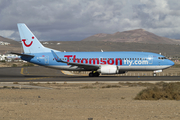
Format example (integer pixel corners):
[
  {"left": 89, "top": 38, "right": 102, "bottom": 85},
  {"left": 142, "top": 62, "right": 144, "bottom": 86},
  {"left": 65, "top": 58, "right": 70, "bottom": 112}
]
[
  {"left": 119, "top": 82, "right": 152, "bottom": 87},
  {"left": 11, "top": 64, "right": 18, "bottom": 67},
  {"left": 118, "top": 82, "right": 167, "bottom": 88},
  {"left": 101, "top": 85, "right": 121, "bottom": 88},
  {"left": 80, "top": 86, "right": 94, "bottom": 89},
  {"left": 0, "top": 60, "right": 6, "bottom": 63},
  {"left": 13, "top": 82, "right": 19, "bottom": 84},
  {"left": 93, "top": 81, "right": 99, "bottom": 85},
  {"left": 29, "top": 82, "right": 38, "bottom": 86},
  {"left": 23, "top": 63, "right": 34, "bottom": 67},
  {"left": 121, "top": 97, "right": 125, "bottom": 99},
  {"left": 172, "top": 64, "right": 180, "bottom": 68},
  {"left": 3, "top": 86, "right": 8, "bottom": 88},
  {"left": 135, "top": 82, "right": 180, "bottom": 100}
]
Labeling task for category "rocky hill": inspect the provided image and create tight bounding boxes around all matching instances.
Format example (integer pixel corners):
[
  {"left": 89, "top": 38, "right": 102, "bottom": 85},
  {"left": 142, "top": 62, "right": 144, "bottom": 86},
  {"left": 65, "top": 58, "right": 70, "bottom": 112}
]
[
  {"left": 0, "top": 36, "right": 21, "bottom": 54},
  {"left": 82, "top": 29, "right": 180, "bottom": 44}
]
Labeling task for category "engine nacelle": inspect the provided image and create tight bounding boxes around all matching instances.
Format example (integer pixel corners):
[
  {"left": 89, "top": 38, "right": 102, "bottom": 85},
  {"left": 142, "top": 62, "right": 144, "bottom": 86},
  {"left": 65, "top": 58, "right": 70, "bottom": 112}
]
[{"left": 98, "top": 65, "right": 118, "bottom": 74}]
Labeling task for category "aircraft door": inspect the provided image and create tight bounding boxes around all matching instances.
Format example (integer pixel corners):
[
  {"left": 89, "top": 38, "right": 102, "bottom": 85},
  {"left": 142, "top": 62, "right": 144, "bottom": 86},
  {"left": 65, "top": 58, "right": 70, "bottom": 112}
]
[
  {"left": 148, "top": 55, "right": 153, "bottom": 64},
  {"left": 45, "top": 56, "right": 49, "bottom": 65}
]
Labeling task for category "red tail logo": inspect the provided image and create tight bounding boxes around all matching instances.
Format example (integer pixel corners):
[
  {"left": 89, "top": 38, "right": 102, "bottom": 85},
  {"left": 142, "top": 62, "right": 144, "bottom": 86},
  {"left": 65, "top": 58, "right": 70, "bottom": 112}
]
[{"left": 22, "top": 39, "right": 33, "bottom": 47}]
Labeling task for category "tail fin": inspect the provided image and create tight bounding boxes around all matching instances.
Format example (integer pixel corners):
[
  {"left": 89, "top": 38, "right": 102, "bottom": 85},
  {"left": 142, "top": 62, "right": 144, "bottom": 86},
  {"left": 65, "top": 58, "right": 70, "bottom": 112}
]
[{"left": 17, "top": 23, "right": 51, "bottom": 54}]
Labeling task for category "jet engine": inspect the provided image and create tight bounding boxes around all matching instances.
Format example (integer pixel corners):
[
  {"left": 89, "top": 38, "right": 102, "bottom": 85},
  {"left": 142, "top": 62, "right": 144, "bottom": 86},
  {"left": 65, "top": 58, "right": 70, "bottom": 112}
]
[
  {"left": 98, "top": 65, "right": 118, "bottom": 74},
  {"left": 97, "top": 65, "right": 127, "bottom": 75}
]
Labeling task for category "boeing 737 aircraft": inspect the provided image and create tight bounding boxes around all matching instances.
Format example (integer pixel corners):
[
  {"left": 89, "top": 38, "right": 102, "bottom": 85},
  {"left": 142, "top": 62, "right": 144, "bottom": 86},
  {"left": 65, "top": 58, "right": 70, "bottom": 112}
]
[{"left": 11, "top": 23, "right": 174, "bottom": 77}]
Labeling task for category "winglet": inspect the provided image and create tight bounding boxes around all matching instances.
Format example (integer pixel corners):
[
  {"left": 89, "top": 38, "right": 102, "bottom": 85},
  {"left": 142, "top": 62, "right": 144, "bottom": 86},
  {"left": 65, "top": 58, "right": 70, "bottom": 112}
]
[{"left": 51, "top": 50, "right": 63, "bottom": 62}]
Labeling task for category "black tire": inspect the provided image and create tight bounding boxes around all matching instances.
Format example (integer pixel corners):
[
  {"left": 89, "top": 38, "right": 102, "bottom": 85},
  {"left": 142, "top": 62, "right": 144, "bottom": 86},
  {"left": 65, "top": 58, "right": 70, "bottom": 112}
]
[
  {"left": 94, "top": 72, "right": 100, "bottom": 77},
  {"left": 89, "top": 73, "right": 94, "bottom": 77},
  {"left": 153, "top": 73, "right": 156, "bottom": 77}
]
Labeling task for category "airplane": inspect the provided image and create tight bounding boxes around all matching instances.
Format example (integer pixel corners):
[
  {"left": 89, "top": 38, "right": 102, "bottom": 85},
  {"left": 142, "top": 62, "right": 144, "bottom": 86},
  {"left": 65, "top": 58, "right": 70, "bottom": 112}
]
[{"left": 11, "top": 23, "right": 174, "bottom": 77}]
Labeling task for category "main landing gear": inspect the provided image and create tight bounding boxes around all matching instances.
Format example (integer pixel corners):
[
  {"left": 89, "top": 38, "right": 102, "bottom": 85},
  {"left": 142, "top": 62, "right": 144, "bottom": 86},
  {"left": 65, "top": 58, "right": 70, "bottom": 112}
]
[
  {"left": 89, "top": 71, "right": 100, "bottom": 77},
  {"left": 153, "top": 73, "right": 157, "bottom": 76}
]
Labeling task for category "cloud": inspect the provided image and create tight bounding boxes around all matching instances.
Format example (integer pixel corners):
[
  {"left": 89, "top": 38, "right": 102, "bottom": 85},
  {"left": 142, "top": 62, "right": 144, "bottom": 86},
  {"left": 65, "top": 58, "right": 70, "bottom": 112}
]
[
  {"left": 0, "top": 30, "right": 14, "bottom": 38},
  {"left": 133, "top": 0, "right": 180, "bottom": 39},
  {"left": 0, "top": 0, "right": 180, "bottom": 41}
]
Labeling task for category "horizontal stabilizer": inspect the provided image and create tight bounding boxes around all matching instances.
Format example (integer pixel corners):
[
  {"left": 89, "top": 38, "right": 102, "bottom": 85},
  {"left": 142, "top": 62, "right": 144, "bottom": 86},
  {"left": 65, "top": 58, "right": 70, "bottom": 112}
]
[{"left": 10, "top": 52, "right": 34, "bottom": 57}]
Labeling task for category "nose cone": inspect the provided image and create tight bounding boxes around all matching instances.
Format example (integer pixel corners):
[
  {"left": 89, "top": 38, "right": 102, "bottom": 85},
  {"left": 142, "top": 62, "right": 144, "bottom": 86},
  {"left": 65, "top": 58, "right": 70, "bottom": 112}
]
[{"left": 169, "top": 60, "right": 174, "bottom": 66}]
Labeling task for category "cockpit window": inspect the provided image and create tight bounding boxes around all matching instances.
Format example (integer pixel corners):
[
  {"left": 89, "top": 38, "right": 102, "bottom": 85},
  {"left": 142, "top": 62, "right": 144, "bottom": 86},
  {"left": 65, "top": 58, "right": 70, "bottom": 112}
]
[{"left": 158, "top": 57, "right": 167, "bottom": 60}]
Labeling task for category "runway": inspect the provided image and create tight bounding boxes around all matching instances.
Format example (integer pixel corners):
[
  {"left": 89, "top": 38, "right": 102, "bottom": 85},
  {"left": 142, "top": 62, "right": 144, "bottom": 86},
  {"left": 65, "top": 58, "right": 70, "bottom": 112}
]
[{"left": 0, "top": 67, "right": 180, "bottom": 82}]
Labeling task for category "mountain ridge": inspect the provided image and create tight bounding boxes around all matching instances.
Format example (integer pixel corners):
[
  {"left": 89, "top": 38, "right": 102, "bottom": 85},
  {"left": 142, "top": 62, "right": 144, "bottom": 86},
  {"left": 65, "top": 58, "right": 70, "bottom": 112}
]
[{"left": 82, "top": 29, "right": 180, "bottom": 44}]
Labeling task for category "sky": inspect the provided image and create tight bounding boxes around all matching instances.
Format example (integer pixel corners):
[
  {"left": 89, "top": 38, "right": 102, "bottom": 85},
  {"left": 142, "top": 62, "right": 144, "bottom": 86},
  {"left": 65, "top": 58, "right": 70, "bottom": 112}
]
[{"left": 0, "top": 0, "right": 180, "bottom": 41}]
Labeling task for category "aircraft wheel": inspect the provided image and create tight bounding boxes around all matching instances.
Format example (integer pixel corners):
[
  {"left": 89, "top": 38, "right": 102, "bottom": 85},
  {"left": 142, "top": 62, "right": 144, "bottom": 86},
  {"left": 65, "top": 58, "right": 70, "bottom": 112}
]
[
  {"left": 89, "top": 72, "right": 94, "bottom": 77},
  {"left": 89, "top": 72, "right": 100, "bottom": 77},
  {"left": 153, "top": 73, "right": 156, "bottom": 77},
  {"left": 94, "top": 72, "right": 100, "bottom": 77}
]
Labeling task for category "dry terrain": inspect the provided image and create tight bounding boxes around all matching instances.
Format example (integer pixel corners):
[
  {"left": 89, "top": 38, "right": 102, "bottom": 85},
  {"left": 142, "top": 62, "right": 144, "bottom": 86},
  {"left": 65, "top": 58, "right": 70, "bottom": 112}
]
[
  {"left": 0, "top": 83, "right": 180, "bottom": 120},
  {"left": 82, "top": 29, "right": 180, "bottom": 44}
]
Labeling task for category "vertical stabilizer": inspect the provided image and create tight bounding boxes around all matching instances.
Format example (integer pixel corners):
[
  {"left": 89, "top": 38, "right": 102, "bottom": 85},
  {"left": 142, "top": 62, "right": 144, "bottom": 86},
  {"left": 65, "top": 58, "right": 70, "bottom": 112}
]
[{"left": 17, "top": 23, "right": 51, "bottom": 53}]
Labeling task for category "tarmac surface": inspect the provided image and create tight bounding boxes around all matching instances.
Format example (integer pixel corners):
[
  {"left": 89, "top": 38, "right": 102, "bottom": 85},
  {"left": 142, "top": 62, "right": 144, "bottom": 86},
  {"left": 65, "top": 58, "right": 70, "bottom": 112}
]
[{"left": 0, "top": 66, "right": 180, "bottom": 82}]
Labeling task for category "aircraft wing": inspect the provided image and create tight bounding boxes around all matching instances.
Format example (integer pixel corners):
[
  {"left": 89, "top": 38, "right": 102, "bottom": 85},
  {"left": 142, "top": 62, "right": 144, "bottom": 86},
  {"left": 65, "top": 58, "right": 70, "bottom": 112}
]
[
  {"left": 10, "top": 52, "right": 34, "bottom": 57},
  {"left": 51, "top": 50, "right": 99, "bottom": 70}
]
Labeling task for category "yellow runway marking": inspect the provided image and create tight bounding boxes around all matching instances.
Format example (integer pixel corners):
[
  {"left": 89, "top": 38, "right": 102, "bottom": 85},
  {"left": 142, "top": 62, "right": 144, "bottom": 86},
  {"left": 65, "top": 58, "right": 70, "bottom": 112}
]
[
  {"left": 21, "top": 68, "right": 24, "bottom": 75},
  {"left": 61, "top": 70, "right": 74, "bottom": 76},
  {"left": 61, "top": 70, "right": 87, "bottom": 76},
  {"left": 25, "top": 77, "right": 53, "bottom": 80}
]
